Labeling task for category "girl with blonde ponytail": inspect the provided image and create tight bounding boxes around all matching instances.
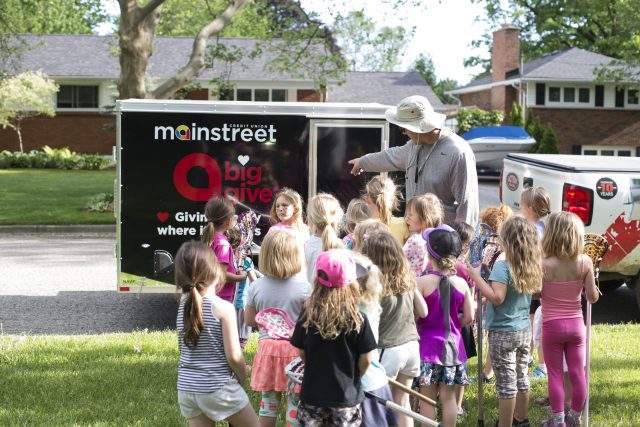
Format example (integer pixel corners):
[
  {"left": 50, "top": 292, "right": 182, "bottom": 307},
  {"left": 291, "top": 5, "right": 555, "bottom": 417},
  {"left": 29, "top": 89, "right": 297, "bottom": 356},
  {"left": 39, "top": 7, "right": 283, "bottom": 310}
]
[
  {"left": 305, "top": 193, "right": 344, "bottom": 283},
  {"left": 175, "top": 241, "right": 258, "bottom": 427},
  {"left": 364, "top": 175, "right": 409, "bottom": 244}
]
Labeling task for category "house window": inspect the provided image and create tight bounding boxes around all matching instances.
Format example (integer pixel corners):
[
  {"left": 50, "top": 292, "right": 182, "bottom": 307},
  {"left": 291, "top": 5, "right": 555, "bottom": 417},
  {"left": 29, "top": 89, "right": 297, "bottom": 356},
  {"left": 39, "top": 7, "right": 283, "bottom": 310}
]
[
  {"left": 231, "top": 88, "right": 288, "bottom": 102},
  {"left": 549, "top": 87, "right": 561, "bottom": 102},
  {"left": 57, "top": 85, "right": 99, "bottom": 108},
  {"left": 564, "top": 87, "right": 575, "bottom": 102},
  {"left": 237, "top": 89, "right": 252, "bottom": 101},
  {"left": 582, "top": 145, "right": 637, "bottom": 156},
  {"left": 579, "top": 88, "right": 590, "bottom": 103},
  {"left": 628, "top": 89, "right": 639, "bottom": 105}
]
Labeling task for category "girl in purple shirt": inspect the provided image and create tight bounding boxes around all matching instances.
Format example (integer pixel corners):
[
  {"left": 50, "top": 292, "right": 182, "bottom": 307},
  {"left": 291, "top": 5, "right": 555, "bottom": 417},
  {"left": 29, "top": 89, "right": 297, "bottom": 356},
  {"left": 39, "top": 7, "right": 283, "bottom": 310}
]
[{"left": 415, "top": 225, "right": 473, "bottom": 427}]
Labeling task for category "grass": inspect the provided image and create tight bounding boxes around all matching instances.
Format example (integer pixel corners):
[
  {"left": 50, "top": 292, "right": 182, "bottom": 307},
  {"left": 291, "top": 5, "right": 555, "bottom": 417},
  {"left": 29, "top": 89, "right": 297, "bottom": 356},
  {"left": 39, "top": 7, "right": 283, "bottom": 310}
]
[
  {"left": 0, "top": 169, "right": 116, "bottom": 225},
  {"left": 0, "top": 324, "right": 638, "bottom": 426}
]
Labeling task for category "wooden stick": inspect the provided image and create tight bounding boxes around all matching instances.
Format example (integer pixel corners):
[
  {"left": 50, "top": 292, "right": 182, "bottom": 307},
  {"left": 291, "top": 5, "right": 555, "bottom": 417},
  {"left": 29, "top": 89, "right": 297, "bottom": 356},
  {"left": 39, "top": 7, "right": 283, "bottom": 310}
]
[
  {"left": 364, "top": 392, "right": 444, "bottom": 427},
  {"left": 387, "top": 377, "right": 438, "bottom": 407}
]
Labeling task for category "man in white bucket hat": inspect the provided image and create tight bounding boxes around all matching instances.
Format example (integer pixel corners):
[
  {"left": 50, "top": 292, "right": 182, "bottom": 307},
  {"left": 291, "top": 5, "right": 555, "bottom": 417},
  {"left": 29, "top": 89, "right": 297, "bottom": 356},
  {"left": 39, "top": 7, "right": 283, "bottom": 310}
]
[{"left": 348, "top": 95, "right": 479, "bottom": 226}]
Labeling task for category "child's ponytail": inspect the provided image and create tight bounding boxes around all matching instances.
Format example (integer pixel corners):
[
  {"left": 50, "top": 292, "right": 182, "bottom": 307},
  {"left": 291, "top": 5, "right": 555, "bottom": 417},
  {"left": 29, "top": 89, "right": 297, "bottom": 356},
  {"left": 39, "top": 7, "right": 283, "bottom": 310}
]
[
  {"left": 365, "top": 175, "right": 400, "bottom": 225},
  {"left": 175, "top": 241, "right": 225, "bottom": 350},
  {"left": 201, "top": 196, "right": 235, "bottom": 247},
  {"left": 307, "top": 193, "right": 343, "bottom": 245},
  {"left": 322, "top": 224, "right": 343, "bottom": 251}
]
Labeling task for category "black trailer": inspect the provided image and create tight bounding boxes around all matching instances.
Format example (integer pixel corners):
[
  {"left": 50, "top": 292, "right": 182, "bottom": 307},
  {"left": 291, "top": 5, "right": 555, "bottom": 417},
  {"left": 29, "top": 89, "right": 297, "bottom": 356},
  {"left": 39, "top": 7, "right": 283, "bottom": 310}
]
[{"left": 116, "top": 99, "right": 404, "bottom": 292}]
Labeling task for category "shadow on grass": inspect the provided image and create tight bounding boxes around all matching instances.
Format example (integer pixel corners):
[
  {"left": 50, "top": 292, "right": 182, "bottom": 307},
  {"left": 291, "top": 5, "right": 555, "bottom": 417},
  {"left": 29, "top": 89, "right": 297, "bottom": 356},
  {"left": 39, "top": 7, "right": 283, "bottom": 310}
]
[{"left": 0, "top": 291, "right": 179, "bottom": 334}]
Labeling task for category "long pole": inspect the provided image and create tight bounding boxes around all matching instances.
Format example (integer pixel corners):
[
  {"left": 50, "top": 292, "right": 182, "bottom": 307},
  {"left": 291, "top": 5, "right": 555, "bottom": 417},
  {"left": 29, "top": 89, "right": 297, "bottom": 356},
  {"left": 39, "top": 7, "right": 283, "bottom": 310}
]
[
  {"left": 364, "top": 392, "right": 444, "bottom": 427},
  {"left": 387, "top": 377, "right": 437, "bottom": 407},
  {"left": 584, "top": 301, "right": 592, "bottom": 427},
  {"left": 477, "top": 287, "right": 485, "bottom": 427}
]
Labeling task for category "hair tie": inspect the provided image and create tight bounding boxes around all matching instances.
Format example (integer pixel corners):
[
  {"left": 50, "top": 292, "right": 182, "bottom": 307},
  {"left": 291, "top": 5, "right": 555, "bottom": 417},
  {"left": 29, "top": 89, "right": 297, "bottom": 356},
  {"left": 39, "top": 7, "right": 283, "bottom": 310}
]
[{"left": 362, "top": 233, "right": 369, "bottom": 242}]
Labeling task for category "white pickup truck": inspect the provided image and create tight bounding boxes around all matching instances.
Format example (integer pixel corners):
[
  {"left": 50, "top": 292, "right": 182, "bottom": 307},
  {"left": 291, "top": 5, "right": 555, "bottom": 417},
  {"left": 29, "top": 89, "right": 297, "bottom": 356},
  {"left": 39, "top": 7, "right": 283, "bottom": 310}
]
[{"left": 500, "top": 153, "right": 640, "bottom": 308}]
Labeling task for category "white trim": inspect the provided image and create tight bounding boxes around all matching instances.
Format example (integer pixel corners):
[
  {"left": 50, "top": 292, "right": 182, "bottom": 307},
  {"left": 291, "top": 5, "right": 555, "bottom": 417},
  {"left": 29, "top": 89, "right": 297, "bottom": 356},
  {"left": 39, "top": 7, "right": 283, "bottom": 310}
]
[{"left": 446, "top": 79, "right": 520, "bottom": 95}]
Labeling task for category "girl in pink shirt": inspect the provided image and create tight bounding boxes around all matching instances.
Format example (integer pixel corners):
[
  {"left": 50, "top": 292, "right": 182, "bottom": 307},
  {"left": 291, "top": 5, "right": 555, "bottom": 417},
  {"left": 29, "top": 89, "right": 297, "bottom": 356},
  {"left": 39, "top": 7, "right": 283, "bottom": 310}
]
[
  {"left": 267, "top": 188, "right": 310, "bottom": 242},
  {"left": 539, "top": 212, "right": 599, "bottom": 427},
  {"left": 201, "top": 197, "right": 247, "bottom": 304}
]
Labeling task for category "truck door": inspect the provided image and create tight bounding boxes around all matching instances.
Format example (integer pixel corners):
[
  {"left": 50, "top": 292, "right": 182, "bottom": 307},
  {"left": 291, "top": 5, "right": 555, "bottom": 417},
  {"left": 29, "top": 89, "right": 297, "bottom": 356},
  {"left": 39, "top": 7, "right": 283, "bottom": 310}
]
[{"left": 309, "top": 120, "right": 387, "bottom": 207}]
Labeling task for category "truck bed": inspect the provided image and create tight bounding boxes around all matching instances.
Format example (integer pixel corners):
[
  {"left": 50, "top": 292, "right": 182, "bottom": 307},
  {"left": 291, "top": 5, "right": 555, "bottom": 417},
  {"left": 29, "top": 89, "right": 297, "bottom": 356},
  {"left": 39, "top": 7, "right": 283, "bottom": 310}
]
[{"left": 506, "top": 153, "right": 640, "bottom": 173}]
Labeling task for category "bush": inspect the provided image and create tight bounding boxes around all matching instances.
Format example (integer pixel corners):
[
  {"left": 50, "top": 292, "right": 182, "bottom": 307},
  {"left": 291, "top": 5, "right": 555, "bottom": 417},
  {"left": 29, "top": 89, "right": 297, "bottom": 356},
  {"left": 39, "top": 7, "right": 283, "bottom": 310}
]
[
  {"left": 509, "top": 102, "right": 524, "bottom": 127},
  {"left": 457, "top": 107, "right": 504, "bottom": 134},
  {"left": 78, "top": 154, "right": 110, "bottom": 170},
  {"left": 0, "top": 147, "right": 110, "bottom": 170},
  {"left": 86, "top": 192, "right": 114, "bottom": 212},
  {"left": 536, "top": 125, "right": 560, "bottom": 154},
  {"left": 525, "top": 111, "right": 544, "bottom": 153}
]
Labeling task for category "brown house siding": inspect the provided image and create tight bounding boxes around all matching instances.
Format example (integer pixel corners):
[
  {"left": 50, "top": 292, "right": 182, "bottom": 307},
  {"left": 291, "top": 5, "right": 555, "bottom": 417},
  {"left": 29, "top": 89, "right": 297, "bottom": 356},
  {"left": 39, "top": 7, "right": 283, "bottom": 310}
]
[
  {"left": 531, "top": 108, "right": 640, "bottom": 153},
  {"left": 296, "top": 89, "right": 322, "bottom": 102},
  {"left": 0, "top": 112, "right": 115, "bottom": 154},
  {"left": 458, "top": 90, "right": 491, "bottom": 111}
]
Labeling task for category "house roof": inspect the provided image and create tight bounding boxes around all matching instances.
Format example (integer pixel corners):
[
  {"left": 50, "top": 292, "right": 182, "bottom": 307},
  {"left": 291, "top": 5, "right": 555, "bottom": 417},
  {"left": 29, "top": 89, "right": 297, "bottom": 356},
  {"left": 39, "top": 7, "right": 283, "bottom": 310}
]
[
  {"left": 599, "top": 121, "right": 640, "bottom": 146},
  {"left": 14, "top": 34, "right": 328, "bottom": 82},
  {"left": 326, "top": 71, "right": 444, "bottom": 110},
  {"left": 451, "top": 47, "right": 618, "bottom": 93}
]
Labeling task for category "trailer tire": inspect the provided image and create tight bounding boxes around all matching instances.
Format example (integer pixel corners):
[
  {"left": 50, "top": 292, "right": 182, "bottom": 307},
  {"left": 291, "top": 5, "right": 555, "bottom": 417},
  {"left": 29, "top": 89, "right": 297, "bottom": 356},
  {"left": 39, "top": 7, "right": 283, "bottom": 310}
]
[
  {"left": 598, "top": 280, "right": 623, "bottom": 294},
  {"left": 635, "top": 275, "right": 640, "bottom": 313}
]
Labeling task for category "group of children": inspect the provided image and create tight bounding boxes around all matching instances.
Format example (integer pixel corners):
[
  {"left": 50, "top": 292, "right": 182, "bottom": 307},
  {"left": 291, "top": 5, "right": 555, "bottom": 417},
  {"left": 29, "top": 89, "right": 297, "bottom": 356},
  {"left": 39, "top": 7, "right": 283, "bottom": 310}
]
[{"left": 174, "top": 175, "right": 598, "bottom": 427}]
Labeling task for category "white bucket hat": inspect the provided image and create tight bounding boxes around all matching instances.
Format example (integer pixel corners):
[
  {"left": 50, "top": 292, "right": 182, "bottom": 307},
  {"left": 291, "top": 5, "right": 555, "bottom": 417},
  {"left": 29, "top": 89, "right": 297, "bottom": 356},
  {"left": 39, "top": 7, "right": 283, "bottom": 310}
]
[{"left": 385, "top": 95, "right": 446, "bottom": 133}]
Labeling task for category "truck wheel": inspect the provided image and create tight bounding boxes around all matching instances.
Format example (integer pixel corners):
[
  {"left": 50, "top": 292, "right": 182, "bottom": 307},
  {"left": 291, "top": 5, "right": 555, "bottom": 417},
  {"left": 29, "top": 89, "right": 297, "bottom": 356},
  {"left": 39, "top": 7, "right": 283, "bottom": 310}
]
[{"left": 598, "top": 280, "right": 623, "bottom": 294}]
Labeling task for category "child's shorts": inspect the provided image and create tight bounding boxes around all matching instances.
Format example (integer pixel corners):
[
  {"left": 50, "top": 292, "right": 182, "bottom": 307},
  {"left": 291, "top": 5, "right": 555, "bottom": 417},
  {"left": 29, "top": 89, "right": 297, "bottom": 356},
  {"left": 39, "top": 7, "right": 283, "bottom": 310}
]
[
  {"left": 379, "top": 340, "right": 421, "bottom": 379},
  {"left": 178, "top": 379, "right": 249, "bottom": 421},
  {"left": 298, "top": 403, "right": 362, "bottom": 427},
  {"left": 488, "top": 328, "right": 531, "bottom": 399},
  {"left": 418, "top": 361, "right": 469, "bottom": 386}
]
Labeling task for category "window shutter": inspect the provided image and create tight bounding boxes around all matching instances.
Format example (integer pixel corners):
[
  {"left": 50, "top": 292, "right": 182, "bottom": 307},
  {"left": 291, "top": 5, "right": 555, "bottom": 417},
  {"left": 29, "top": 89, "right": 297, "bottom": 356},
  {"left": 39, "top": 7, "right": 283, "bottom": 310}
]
[
  {"left": 595, "top": 85, "right": 604, "bottom": 107},
  {"left": 535, "top": 83, "right": 545, "bottom": 105},
  {"left": 615, "top": 87, "right": 625, "bottom": 107}
]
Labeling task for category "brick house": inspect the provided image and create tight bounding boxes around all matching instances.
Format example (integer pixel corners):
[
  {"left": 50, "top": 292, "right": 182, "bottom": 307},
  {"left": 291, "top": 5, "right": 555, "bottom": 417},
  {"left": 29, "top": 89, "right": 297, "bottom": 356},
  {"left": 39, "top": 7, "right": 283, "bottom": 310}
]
[
  {"left": 0, "top": 34, "right": 442, "bottom": 154},
  {"left": 448, "top": 24, "right": 640, "bottom": 156}
]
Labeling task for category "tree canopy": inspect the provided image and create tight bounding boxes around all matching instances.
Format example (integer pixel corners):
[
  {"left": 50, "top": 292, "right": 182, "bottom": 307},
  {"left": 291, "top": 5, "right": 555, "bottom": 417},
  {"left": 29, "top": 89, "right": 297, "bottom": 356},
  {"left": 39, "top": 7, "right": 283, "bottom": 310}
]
[
  {"left": 331, "top": 10, "right": 409, "bottom": 72},
  {"left": 467, "top": 0, "right": 640, "bottom": 81},
  {"left": 413, "top": 54, "right": 458, "bottom": 104}
]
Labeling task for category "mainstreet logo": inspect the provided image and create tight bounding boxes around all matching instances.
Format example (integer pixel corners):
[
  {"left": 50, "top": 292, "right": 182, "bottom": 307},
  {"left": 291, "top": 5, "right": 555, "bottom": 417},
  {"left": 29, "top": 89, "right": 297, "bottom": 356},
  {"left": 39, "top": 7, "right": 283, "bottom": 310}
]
[{"left": 154, "top": 123, "right": 277, "bottom": 143}]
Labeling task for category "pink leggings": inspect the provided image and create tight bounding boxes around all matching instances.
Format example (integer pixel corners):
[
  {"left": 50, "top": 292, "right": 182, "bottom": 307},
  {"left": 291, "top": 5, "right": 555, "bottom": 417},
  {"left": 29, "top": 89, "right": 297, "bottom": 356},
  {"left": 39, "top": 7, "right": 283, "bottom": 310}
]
[{"left": 542, "top": 317, "right": 586, "bottom": 414}]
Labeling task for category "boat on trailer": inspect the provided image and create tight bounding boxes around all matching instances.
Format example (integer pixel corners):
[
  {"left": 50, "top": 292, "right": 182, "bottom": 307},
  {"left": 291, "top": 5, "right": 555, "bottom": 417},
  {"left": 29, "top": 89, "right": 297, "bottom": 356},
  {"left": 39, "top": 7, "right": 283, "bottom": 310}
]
[{"left": 462, "top": 126, "right": 536, "bottom": 170}]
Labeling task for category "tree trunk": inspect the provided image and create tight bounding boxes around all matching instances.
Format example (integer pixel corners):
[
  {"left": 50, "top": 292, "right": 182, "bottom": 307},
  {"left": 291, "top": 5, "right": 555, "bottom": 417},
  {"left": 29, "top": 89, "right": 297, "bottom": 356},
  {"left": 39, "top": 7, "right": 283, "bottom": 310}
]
[
  {"left": 117, "top": 0, "right": 164, "bottom": 99},
  {"left": 150, "top": 0, "right": 248, "bottom": 100}
]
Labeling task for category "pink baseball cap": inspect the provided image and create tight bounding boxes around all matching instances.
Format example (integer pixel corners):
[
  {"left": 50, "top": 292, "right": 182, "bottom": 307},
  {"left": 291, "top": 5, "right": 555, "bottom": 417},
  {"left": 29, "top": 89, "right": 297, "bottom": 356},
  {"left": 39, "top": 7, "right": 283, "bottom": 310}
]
[{"left": 315, "top": 249, "right": 357, "bottom": 288}]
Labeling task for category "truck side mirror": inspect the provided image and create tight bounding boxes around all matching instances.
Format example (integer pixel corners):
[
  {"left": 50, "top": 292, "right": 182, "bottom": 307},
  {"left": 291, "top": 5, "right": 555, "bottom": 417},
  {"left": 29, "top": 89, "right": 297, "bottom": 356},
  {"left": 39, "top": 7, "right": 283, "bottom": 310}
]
[{"left": 154, "top": 250, "right": 174, "bottom": 277}]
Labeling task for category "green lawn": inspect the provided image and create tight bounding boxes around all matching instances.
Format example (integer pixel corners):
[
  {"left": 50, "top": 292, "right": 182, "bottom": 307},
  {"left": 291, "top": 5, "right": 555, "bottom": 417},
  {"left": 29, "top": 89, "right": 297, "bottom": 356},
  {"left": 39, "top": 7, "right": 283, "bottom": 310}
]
[
  {"left": 0, "top": 169, "right": 116, "bottom": 225},
  {"left": 1, "top": 324, "right": 638, "bottom": 426}
]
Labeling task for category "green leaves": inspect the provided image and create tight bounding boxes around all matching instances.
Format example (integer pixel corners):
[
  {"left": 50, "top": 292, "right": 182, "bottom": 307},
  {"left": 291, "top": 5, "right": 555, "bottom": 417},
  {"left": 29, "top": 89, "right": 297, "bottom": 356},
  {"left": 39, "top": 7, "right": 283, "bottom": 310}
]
[{"left": 456, "top": 107, "right": 504, "bottom": 134}]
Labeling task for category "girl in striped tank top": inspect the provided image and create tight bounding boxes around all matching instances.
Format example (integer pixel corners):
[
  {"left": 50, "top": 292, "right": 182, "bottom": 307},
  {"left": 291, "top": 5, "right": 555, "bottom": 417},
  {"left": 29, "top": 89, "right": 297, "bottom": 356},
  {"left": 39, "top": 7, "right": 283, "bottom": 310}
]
[
  {"left": 175, "top": 241, "right": 258, "bottom": 427},
  {"left": 539, "top": 212, "right": 599, "bottom": 427}
]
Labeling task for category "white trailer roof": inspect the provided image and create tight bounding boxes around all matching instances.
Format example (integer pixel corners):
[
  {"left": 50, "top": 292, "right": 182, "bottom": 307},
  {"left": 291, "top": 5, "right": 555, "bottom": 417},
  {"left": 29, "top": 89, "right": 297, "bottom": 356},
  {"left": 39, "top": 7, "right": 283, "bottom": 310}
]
[{"left": 116, "top": 99, "right": 392, "bottom": 119}]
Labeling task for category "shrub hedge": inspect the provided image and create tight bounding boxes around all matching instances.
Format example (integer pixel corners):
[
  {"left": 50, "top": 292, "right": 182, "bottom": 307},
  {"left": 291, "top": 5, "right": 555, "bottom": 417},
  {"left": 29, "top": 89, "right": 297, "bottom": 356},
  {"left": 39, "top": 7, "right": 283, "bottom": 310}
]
[{"left": 0, "top": 146, "right": 112, "bottom": 170}]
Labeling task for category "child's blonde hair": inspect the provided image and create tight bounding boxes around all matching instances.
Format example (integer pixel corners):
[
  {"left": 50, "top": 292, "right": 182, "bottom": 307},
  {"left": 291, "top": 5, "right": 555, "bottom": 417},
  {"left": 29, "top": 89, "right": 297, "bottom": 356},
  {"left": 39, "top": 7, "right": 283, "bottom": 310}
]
[
  {"left": 520, "top": 186, "right": 551, "bottom": 220},
  {"left": 353, "top": 219, "right": 390, "bottom": 252},
  {"left": 364, "top": 175, "right": 401, "bottom": 225},
  {"left": 258, "top": 230, "right": 303, "bottom": 279},
  {"left": 351, "top": 252, "right": 383, "bottom": 314},
  {"left": 542, "top": 211, "right": 584, "bottom": 259},
  {"left": 225, "top": 224, "right": 241, "bottom": 249},
  {"left": 305, "top": 281, "right": 362, "bottom": 340},
  {"left": 175, "top": 241, "right": 225, "bottom": 349},
  {"left": 201, "top": 197, "right": 235, "bottom": 247},
  {"left": 344, "top": 198, "right": 371, "bottom": 234},
  {"left": 360, "top": 230, "right": 414, "bottom": 297},
  {"left": 406, "top": 193, "right": 444, "bottom": 229},
  {"left": 270, "top": 188, "right": 305, "bottom": 230},
  {"left": 499, "top": 216, "right": 543, "bottom": 293},
  {"left": 307, "top": 193, "right": 344, "bottom": 250},
  {"left": 480, "top": 204, "right": 513, "bottom": 234}
]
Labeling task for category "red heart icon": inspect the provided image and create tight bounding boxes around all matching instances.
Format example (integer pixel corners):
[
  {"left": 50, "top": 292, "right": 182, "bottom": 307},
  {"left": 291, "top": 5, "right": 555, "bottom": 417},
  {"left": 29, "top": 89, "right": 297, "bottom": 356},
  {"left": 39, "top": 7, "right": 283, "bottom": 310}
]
[{"left": 156, "top": 212, "right": 169, "bottom": 223}]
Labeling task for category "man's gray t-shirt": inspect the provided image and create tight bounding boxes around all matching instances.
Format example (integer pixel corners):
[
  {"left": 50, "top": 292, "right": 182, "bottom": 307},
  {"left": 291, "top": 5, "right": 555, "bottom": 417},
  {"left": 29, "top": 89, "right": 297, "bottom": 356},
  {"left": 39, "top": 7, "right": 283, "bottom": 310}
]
[
  {"left": 246, "top": 274, "right": 312, "bottom": 340},
  {"left": 358, "top": 130, "right": 479, "bottom": 226}
]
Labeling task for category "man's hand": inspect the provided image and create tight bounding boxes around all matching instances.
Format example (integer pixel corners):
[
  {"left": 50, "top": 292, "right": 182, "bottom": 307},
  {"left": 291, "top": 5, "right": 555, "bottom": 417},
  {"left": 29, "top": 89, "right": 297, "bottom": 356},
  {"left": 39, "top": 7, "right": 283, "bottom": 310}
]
[{"left": 348, "top": 158, "right": 363, "bottom": 175}]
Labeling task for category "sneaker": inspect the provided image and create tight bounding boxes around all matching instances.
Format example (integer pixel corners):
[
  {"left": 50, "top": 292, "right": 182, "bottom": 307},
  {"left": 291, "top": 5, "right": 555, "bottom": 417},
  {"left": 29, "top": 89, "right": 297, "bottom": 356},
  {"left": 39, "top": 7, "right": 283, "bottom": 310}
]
[
  {"left": 528, "top": 357, "right": 534, "bottom": 367},
  {"left": 531, "top": 366, "right": 547, "bottom": 379},
  {"left": 541, "top": 418, "right": 566, "bottom": 427},
  {"left": 564, "top": 412, "right": 582, "bottom": 427},
  {"left": 513, "top": 417, "right": 531, "bottom": 427}
]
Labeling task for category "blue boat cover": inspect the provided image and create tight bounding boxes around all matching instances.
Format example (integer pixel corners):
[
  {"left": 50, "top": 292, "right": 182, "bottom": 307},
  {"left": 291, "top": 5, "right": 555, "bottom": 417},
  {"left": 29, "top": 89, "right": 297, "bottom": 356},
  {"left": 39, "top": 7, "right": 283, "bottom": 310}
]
[{"left": 462, "top": 126, "right": 532, "bottom": 140}]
